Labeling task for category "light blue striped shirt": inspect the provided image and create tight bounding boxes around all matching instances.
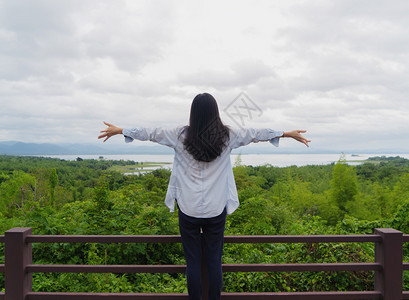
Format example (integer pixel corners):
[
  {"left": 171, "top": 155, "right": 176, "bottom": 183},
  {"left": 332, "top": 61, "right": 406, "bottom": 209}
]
[{"left": 123, "top": 127, "right": 283, "bottom": 218}]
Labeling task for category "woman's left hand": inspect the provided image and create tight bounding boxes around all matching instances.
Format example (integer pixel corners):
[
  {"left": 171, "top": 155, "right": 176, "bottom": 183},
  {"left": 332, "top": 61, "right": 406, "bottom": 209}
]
[{"left": 283, "top": 130, "right": 311, "bottom": 147}]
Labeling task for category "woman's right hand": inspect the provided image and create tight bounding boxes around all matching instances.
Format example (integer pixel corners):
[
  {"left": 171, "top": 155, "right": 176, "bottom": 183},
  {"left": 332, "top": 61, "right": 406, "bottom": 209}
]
[{"left": 98, "top": 121, "right": 123, "bottom": 142}]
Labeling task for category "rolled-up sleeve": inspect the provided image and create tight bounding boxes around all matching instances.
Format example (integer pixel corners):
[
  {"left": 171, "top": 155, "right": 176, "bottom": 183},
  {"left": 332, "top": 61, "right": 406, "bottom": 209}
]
[
  {"left": 229, "top": 128, "right": 283, "bottom": 149},
  {"left": 123, "top": 127, "right": 182, "bottom": 148}
]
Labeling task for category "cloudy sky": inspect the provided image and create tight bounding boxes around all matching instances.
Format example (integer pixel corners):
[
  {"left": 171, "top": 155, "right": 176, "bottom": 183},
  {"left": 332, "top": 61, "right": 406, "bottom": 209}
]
[{"left": 1, "top": 0, "right": 408, "bottom": 153}]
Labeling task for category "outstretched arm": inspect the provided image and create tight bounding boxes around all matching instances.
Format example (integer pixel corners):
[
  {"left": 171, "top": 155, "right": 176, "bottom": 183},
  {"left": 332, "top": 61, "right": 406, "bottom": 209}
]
[
  {"left": 98, "top": 122, "right": 180, "bottom": 148},
  {"left": 98, "top": 121, "right": 123, "bottom": 142},
  {"left": 282, "top": 130, "right": 311, "bottom": 147}
]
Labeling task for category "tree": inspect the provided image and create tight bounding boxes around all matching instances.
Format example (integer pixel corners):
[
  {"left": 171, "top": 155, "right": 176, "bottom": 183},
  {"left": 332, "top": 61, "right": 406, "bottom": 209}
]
[
  {"left": 49, "top": 168, "right": 59, "bottom": 208},
  {"left": 93, "top": 176, "right": 112, "bottom": 211},
  {"left": 0, "top": 170, "right": 36, "bottom": 216},
  {"left": 330, "top": 156, "right": 358, "bottom": 216}
]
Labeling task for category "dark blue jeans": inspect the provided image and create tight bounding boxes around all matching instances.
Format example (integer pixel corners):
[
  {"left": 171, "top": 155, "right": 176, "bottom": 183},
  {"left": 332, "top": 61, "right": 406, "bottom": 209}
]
[{"left": 178, "top": 207, "right": 227, "bottom": 300}]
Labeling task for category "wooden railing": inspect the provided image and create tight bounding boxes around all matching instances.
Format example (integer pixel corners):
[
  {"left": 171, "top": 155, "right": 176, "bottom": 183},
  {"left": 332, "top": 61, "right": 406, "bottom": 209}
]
[{"left": 0, "top": 227, "right": 408, "bottom": 299}]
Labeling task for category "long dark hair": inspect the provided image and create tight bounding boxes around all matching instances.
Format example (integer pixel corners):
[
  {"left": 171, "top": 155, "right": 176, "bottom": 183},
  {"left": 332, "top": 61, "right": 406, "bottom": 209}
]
[{"left": 182, "top": 93, "right": 229, "bottom": 162}]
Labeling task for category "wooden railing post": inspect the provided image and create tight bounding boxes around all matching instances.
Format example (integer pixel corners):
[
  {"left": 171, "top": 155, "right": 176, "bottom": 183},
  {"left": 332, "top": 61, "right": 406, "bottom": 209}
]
[
  {"left": 374, "top": 228, "right": 402, "bottom": 300},
  {"left": 5, "top": 227, "right": 32, "bottom": 300}
]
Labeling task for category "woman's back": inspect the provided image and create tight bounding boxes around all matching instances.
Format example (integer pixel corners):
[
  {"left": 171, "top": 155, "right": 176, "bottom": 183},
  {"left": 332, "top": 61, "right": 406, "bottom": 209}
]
[{"left": 98, "top": 92, "right": 310, "bottom": 300}]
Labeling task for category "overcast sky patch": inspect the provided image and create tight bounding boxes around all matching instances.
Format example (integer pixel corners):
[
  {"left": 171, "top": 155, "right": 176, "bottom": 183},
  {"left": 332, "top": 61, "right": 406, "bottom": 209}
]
[{"left": 0, "top": 0, "right": 408, "bottom": 153}]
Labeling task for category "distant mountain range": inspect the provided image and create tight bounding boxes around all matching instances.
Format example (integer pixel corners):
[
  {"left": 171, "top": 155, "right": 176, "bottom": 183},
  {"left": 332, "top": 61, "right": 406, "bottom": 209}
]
[
  {"left": 0, "top": 141, "right": 405, "bottom": 156},
  {"left": 0, "top": 141, "right": 173, "bottom": 155},
  {"left": 0, "top": 141, "right": 311, "bottom": 155}
]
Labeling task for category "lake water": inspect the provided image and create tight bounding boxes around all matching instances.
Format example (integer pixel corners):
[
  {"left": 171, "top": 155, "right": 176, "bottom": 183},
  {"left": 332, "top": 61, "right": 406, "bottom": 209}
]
[{"left": 40, "top": 153, "right": 409, "bottom": 168}]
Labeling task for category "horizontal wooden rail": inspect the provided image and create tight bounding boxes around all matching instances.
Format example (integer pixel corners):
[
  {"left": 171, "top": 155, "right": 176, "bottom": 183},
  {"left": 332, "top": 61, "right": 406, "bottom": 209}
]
[
  {"left": 26, "top": 293, "right": 189, "bottom": 299},
  {"left": 225, "top": 235, "right": 382, "bottom": 244},
  {"left": 27, "top": 264, "right": 187, "bottom": 274},
  {"left": 24, "top": 291, "right": 383, "bottom": 299},
  {"left": 26, "top": 235, "right": 182, "bottom": 244},
  {"left": 25, "top": 234, "right": 381, "bottom": 244},
  {"left": 26, "top": 262, "right": 382, "bottom": 274},
  {"left": 5, "top": 233, "right": 409, "bottom": 243},
  {"left": 1, "top": 233, "right": 404, "bottom": 244}
]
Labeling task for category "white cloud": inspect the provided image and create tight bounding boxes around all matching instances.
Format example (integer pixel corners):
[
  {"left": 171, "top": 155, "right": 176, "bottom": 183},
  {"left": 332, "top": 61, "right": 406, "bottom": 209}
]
[{"left": 0, "top": 0, "right": 408, "bottom": 152}]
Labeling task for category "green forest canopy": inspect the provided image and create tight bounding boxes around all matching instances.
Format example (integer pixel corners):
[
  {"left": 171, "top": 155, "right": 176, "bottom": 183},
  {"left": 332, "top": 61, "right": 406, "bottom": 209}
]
[{"left": 1, "top": 154, "right": 409, "bottom": 293}]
